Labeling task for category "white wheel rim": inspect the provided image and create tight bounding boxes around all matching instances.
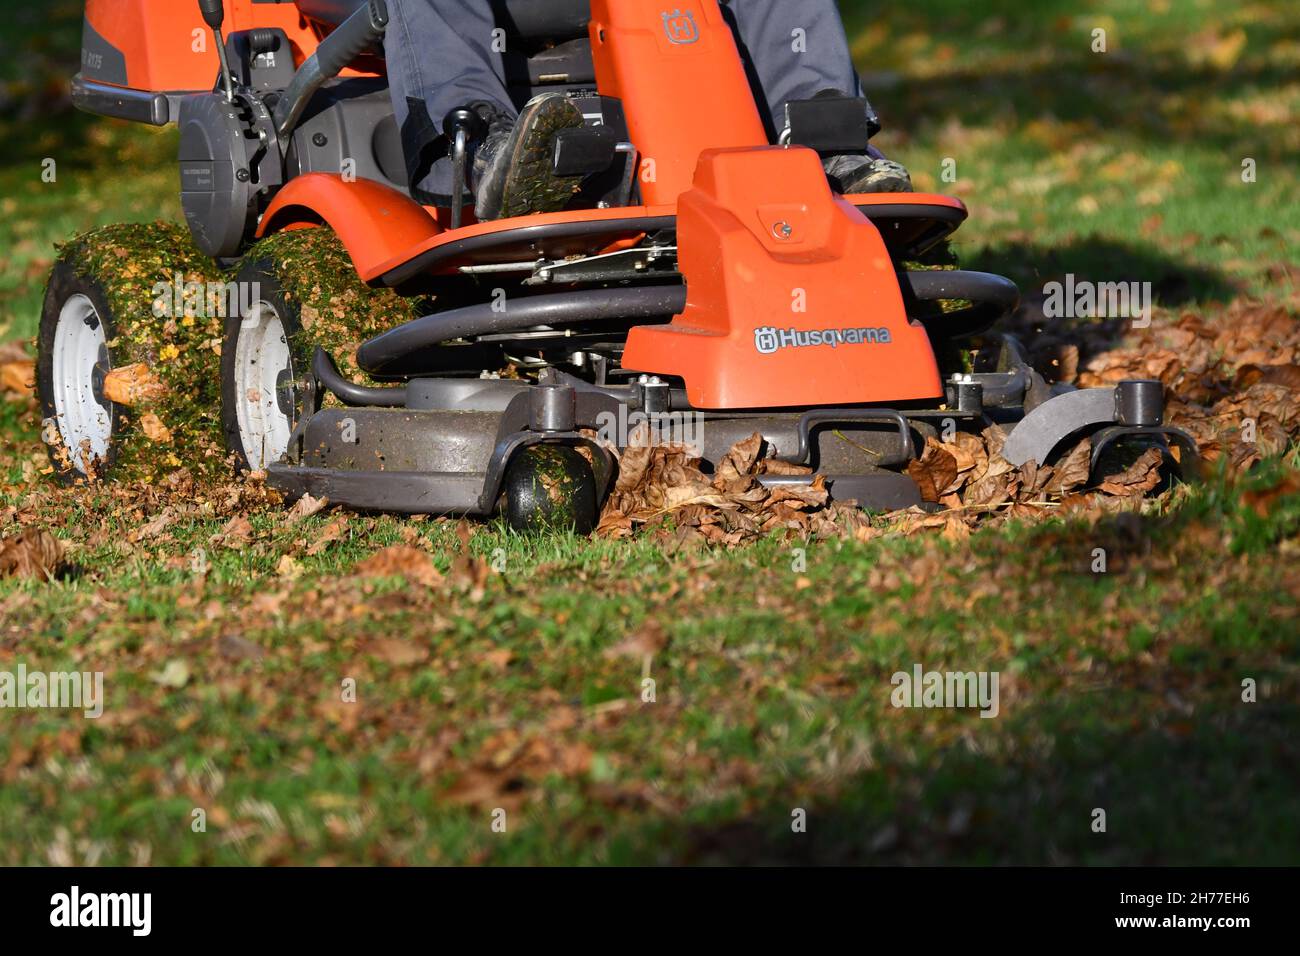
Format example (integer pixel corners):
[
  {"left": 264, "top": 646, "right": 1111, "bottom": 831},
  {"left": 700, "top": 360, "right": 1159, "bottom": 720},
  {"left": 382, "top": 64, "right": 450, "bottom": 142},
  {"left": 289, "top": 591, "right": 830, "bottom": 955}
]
[
  {"left": 233, "top": 301, "right": 294, "bottom": 470},
  {"left": 51, "top": 293, "right": 112, "bottom": 474}
]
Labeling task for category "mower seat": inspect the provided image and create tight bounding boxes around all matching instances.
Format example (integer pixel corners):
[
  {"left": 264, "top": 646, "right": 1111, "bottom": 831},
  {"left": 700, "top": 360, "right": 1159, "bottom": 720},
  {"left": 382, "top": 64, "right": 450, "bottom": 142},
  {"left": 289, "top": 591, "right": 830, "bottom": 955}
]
[{"left": 294, "top": 0, "right": 591, "bottom": 40}]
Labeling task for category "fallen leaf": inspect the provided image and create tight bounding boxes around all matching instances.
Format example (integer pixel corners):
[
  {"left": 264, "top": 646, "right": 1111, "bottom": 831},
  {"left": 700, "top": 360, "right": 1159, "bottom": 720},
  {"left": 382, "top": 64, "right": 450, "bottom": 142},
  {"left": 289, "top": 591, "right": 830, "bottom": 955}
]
[
  {"left": 0, "top": 529, "right": 65, "bottom": 580},
  {"left": 1098, "top": 447, "right": 1166, "bottom": 497},
  {"left": 289, "top": 493, "right": 329, "bottom": 522},
  {"left": 906, "top": 438, "right": 959, "bottom": 503},
  {"left": 101, "top": 363, "right": 167, "bottom": 407},
  {"left": 139, "top": 413, "right": 173, "bottom": 443},
  {"left": 217, "top": 633, "right": 265, "bottom": 660},
  {"left": 367, "top": 638, "right": 429, "bottom": 665},
  {"left": 0, "top": 359, "right": 34, "bottom": 395},
  {"left": 354, "top": 545, "right": 443, "bottom": 587},
  {"left": 150, "top": 660, "right": 191, "bottom": 689}
]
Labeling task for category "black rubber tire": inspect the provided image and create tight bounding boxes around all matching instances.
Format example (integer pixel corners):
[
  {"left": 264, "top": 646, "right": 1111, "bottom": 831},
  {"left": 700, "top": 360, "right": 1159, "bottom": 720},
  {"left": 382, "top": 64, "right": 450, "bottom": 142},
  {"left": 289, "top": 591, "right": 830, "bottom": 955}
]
[
  {"left": 36, "top": 259, "right": 121, "bottom": 482},
  {"left": 503, "top": 444, "right": 599, "bottom": 535},
  {"left": 220, "top": 256, "right": 309, "bottom": 473}
]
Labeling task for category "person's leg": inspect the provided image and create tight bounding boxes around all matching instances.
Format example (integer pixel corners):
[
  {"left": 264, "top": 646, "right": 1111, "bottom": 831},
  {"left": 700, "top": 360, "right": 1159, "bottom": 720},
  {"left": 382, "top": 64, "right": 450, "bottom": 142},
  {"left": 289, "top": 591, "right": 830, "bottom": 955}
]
[
  {"left": 720, "top": 0, "right": 862, "bottom": 140},
  {"left": 384, "top": 0, "right": 588, "bottom": 217},
  {"left": 384, "top": 0, "right": 514, "bottom": 204},
  {"left": 722, "top": 0, "right": 911, "bottom": 192}
]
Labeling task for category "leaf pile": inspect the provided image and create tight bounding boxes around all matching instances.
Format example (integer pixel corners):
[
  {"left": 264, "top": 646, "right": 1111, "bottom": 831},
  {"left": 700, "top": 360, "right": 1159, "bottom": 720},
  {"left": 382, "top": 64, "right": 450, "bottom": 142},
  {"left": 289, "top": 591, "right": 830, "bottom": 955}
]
[
  {"left": 598, "top": 299, "right": 1300, "bottom": 543},
  {"left": 0, "top": 527, "right": 64, "bottom": 580},
  {"left": 596, "top": 431, "right": 873, "bottom": 545},
  {"left": 1069, "top": 300, "right": 1300, "bottom": 471}
]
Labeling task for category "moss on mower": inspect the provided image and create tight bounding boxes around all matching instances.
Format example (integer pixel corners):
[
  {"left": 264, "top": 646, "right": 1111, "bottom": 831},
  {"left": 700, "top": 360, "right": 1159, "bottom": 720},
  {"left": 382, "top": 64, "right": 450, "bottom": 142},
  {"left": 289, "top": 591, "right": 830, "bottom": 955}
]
[
  {"left": 239, "top": 227, "right": 425, "bottom": 391},
  {"left": 54, "top": 221, "right": 229, "bottom": 483},
  {"left": 48, "top": 224, "right": 427, "bottom": 487}
]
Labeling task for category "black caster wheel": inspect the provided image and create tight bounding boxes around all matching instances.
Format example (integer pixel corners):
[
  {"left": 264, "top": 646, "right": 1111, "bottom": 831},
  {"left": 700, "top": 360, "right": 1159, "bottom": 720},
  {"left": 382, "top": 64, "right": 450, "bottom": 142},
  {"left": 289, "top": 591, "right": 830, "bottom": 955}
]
[{"left": 503, "top": 444, "right": 598, "bottom": 535}]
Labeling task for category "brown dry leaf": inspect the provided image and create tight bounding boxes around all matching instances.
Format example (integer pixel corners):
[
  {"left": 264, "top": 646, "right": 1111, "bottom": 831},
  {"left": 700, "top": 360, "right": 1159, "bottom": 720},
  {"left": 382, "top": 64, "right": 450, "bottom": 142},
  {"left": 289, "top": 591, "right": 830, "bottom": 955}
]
[
  {"left": 101, "top": 363, "right": 167, "bottom": 407},
  {"left": 0, "top": 360, "right": 35, "bottom": 395},
  {"left": 906, "top": 438, "right": 959, "bottom": 503},
  {"left": 0, "top": 529, "right": 65, "bottom": 580},
  {"left": 139, "top": 412, "right": 173, "bottom": 444},
  {"left": 213, "top": 515, "right": 254, "bottom": 547},
  {"left": 1234, "top": 364, "right": 1300, "bottom": 392},
  {"left": 442, "top": 767, "right": 528, "bottom": 812},
  {"left": 276, "top": 554, "right": 304, "bottom": 579},
  {"left": 305, "top": 516, "right": 349, "bottom": 556},
  {"left": 714, "top": 432, "right": 764, "bottom": 486},
  {"left": 367, "top": 637, "right": 429, "bottom": 665},
  {"left": 288, "top": 493, "right": 329, "bottom": 522},
  {"left": 455, "top": 518, "right": 473, "bottom": 552},
  {"left": 1042, "top": 439, "right": 1093, "bottom": 496},
  {"left": 483, "top": 648, "right": 514, "bottom": 671},
  {"left": 1098, "top": 447, "right": 1166, "bottom": 497},
  {"left": 945, "top": 431, "right": 989, "bottom": 478},
  {"left": 1240, "top": 472, "right": 1300, "bottom": 518},
  {"left": 354, "top": 545, "right": 443, "bottom": 587},
  {"left": 602, "top": 620, "right": 669, "bottom": 661},
  {"left": 217, "top": 633, "right": 266, "bottom": 660}
]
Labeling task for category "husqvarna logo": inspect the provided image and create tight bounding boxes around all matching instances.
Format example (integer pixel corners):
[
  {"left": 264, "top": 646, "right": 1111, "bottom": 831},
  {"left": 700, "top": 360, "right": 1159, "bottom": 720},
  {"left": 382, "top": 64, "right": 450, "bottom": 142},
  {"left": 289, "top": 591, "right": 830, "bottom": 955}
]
[
  {"left": 754, "top": 325, "right": 892, "bottom": 355},
  {"left": 662, "top": 9, "right": 699, "bottom": 44}
]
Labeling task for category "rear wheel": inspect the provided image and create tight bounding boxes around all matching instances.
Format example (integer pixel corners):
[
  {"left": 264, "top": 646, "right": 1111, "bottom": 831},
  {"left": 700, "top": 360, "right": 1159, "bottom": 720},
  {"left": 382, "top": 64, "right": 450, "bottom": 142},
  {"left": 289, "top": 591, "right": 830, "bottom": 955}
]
[
  {"left": 221, "top": 258, "right": 306, "bottom": 472},
  {"left": 36, "top": 261, "right": 119, "bottom": 480}
]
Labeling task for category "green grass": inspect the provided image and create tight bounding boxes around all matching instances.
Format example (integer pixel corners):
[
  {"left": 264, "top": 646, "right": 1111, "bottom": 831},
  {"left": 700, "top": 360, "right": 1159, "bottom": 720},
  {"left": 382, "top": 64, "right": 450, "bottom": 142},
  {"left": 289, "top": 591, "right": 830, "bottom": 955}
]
[
  {"left": 0, "top": 1, "right": 1298, "bottom": 865},
  {"left": 1, "top": 463, "right": 1297, "bottom": 864}
]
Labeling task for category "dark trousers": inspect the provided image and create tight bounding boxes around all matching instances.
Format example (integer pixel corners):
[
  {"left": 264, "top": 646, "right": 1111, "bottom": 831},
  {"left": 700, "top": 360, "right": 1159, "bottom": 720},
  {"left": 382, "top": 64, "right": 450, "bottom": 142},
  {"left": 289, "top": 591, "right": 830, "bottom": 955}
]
[{"left": 385, "top": 0, "right": 863, "bottom": 202}]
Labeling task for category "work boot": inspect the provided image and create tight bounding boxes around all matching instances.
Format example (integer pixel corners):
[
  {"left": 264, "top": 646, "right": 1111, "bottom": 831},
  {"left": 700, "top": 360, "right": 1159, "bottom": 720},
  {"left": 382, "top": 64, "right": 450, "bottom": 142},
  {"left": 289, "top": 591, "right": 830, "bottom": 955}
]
[
  {"left": 824, "top": 152, "right": 914, "bottom": 194},
  {"left": 473, "top": 93, "right": 586, "bottom": 221}
]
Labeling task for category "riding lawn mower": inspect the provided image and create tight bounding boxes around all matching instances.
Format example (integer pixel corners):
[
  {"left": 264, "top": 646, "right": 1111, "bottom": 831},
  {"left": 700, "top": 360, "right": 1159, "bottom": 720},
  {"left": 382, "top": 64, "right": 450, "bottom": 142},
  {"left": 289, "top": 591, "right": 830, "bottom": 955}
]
[{"left": 39, "top": 0, "right": 1198, "bottom": 533}]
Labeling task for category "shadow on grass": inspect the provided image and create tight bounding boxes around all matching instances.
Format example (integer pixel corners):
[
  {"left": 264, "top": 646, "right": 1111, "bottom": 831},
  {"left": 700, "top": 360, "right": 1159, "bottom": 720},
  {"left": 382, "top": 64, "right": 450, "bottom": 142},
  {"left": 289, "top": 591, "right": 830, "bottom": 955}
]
[
  {"left": 958, "top": 236, "right": 1244, "bottom": 307},
  {"left": 889, "top": 59, "right": 1299, "bottom": 165},
  {"left": 665, "top": 701, "right": 1300, "bottom": 865},
  {"left": 624, "top": 488, "right": 1300, "bottom": 865}
]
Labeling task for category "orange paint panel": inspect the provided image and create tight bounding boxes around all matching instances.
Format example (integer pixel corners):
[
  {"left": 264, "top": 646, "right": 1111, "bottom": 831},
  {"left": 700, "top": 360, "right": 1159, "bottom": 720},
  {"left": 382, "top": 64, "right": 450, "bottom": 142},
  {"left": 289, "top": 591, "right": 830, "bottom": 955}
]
[
  {"left": 83, "top": 0, "right": 345, "bottom": 93},
  {"left": 623, "top": 147, "right": 943, "bottom": 409},
  {"left": 588, "top": 0, "right": 768, "bottom": 206},
  {"left": 257, "top": 174, "right": 443, "bottom": 282}
]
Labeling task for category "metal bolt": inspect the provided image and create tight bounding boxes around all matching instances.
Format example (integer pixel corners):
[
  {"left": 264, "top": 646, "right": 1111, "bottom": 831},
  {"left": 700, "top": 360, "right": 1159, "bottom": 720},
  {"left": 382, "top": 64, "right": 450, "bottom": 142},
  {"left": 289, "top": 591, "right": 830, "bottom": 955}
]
[
  {"left": 235, "top": 168, "right": 250, "bottom": 182},
  {"left": 312, "top": 132, "right": 328, "bottom": 147},
  {"left": 772, "top": 220, "right": 794, "bottom": 240}
]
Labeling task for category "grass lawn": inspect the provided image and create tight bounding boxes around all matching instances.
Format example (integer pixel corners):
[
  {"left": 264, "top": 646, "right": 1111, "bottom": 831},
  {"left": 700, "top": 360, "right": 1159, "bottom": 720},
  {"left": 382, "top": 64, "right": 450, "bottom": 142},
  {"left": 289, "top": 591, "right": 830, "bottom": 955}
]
[{"left": 0, "top": 1, "right": 1298, "bottom": 865}]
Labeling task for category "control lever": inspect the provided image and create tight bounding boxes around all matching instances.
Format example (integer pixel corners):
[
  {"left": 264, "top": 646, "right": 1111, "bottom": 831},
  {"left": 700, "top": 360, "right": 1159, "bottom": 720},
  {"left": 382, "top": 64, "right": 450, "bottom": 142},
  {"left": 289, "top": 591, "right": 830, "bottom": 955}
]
[
  {"left": 275, "top": 0, "right": 389, "bottom": 140},
  {"left": 443, "top": 108, "right": 488, "bottom": 230},
  {"left": 198, "top": 0, "right": 236, "bottom": 102}
]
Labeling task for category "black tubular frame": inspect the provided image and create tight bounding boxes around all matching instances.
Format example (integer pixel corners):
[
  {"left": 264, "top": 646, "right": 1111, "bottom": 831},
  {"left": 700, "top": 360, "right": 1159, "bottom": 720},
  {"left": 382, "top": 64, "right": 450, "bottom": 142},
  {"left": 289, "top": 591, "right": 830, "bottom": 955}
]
[{"left": 355, "top": 285, "right": 688, "bottom": 375}]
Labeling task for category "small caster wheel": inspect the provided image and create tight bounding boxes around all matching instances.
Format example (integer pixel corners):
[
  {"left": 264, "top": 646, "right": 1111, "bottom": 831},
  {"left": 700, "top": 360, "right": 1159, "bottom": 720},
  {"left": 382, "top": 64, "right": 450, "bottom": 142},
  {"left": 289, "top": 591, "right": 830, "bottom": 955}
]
[{"left": 503, "top": 444, "right": 598, "bottom": 535}]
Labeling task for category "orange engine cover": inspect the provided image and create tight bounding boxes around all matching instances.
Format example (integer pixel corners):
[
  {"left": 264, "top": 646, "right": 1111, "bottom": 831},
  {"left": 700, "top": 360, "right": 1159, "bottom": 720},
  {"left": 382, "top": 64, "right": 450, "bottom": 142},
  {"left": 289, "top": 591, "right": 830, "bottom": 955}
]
[{"left": 623, "top": 147, "right": 944, "bottom": 410}]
